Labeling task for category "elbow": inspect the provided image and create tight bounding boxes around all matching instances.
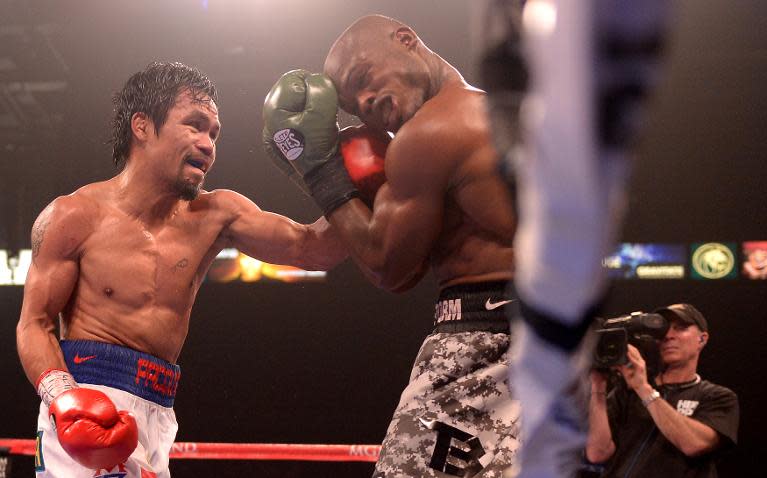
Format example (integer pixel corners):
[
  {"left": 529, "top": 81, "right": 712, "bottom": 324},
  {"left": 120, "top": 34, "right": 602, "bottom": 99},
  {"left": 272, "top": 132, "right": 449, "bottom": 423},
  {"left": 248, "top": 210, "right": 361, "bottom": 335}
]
[
  {"left": 373, "top": 257, "right": 428, "bottom": 293},
  {"left": 678, "top": 429, "right": 720, "bottom": 457},
  {"left": 16, "top": 317, "right": 32, "bottom": 345},
  {"left": 17, "top": 313, "right": 56, "bottom": 344},
  {"left": 371, "top": 263, "right": 423, "bottom": 294},
  {"left": 378, "top": 277, "right": 416, "bottom": 294},
  {"left": 585, "top": 442, "right": 615, "bottom": 464},
  {"left": 350, "top": 241, "right": 428, "bottom": 292},
  {"left": 384, "top": 267, "right": 426, "bottom": 293},
  {"left": 368, "top": 271, "right": 403, "bottom": 293},
  {"left": 352, "top": 251, "right": 395, "bottom": 291},
  {"left": 389, "top": 280, "right": 418, "bottom": 294},
  {"left": 679, "top": 441, "right": 715, "bottom": 458},
  {"left": 16, "top": 316, "right": 35, "bottom": 359}
]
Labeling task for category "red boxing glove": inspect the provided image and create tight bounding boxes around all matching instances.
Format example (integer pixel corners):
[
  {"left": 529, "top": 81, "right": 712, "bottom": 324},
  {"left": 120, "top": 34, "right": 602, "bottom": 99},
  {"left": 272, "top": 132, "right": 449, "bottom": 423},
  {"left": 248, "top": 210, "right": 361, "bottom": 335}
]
[
  {"left": 49, "top": 388, "right": 138, "bottom": 470},
  {"left": 340, "top": 125, "right": 390, "bottom": 206}
]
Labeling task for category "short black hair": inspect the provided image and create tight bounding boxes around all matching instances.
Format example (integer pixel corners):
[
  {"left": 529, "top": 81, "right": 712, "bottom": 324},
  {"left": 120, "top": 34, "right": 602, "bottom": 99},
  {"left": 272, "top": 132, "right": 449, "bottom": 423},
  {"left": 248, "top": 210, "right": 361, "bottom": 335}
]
[{"left": 110, "top": 61, "right": 218, "bottom": 166}]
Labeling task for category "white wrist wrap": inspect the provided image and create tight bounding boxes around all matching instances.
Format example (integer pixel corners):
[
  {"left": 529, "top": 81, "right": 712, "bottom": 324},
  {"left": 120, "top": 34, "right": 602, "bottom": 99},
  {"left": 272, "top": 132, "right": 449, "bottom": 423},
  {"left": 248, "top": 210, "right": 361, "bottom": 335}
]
[{"left": 36, "top": 369, "right": 78, "bottom": 408}]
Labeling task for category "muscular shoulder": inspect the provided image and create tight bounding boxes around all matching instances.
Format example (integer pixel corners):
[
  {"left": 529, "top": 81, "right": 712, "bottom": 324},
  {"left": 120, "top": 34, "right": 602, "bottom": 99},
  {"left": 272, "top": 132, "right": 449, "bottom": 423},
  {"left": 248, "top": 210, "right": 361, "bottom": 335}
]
[
  {"left": 387, "top": 85, "right": 493, "bottom": 188},
  {"left": 199, "top": 189, "right": 261, "bottom": 213},
  {"left": 196, "top": 189, "right": 264, "bottom": 227},
  {"left": 32, "top": 187, "right": 103, "bottom": 260}
]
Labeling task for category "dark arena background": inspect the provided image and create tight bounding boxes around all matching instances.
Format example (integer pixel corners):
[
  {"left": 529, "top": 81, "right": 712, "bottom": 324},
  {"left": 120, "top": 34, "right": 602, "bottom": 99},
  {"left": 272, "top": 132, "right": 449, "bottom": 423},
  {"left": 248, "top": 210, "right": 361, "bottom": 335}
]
[{"left": 0, "top": 1, "right": 765, "bottom": 477}]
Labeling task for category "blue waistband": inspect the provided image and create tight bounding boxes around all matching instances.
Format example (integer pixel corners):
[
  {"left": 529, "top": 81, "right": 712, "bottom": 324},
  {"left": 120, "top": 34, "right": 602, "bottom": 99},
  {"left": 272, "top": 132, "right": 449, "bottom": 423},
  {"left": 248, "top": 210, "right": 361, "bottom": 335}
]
[{"left": 61, "top": 340, "right": 181, "bottom": 408}]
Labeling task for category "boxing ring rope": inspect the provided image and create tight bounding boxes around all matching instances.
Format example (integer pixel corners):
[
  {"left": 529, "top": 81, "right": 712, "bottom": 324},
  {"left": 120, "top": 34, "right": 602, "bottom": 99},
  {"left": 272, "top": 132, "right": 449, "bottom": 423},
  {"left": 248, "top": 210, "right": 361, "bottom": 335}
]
[{"left": 0, "top": 438, "right": 381, "bottom": 462}]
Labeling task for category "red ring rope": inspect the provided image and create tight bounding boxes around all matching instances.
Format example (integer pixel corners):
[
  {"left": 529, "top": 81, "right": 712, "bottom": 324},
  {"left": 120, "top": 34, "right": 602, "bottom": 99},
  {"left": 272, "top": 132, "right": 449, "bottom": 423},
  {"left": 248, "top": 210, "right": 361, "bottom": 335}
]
[{"left": 0, "top": 439, "right": 380, "bottom": 462}]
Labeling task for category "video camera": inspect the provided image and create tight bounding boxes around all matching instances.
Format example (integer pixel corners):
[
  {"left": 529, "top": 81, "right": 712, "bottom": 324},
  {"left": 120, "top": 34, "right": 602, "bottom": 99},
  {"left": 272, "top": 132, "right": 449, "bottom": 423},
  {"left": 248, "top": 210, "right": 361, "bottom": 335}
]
[{"left": 594, "top": 311, "right": 669, "bottom": 378}]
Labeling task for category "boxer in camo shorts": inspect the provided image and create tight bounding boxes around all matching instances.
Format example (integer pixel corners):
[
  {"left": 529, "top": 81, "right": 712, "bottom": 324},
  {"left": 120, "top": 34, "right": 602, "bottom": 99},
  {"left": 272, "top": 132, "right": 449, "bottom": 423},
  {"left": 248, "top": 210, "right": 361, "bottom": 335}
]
[{"left": 374, "top": 282, "right": 521, "bottom": 478}]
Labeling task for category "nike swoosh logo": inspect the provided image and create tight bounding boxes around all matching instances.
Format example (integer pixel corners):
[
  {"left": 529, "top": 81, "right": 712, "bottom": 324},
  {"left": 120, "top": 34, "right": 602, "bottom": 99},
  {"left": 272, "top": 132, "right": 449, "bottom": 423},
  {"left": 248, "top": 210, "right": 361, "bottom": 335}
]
[
  {"left": 73, "top": 354, "right": 97, "bottom": 364},
  {"left": 485, "top": 299, "right": 514, "bottom": 310}
]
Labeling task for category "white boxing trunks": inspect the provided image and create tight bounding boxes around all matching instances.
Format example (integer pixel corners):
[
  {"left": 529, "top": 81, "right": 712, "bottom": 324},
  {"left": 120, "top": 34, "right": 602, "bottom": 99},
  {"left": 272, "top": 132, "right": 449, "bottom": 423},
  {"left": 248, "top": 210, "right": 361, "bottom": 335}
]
[{"left": 35, "top": 340, "right": 180, "bottom": 478}]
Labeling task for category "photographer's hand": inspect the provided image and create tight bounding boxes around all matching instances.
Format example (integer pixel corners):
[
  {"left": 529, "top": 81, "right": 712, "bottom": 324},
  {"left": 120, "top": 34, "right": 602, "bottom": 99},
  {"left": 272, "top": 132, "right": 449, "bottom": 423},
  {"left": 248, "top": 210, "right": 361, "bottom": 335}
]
[
  {"left": 617, "top": 344, "right": 654, "bottom": 399},
  {"left": 617, "top": 349, "right": 721, "bottom": 456}
]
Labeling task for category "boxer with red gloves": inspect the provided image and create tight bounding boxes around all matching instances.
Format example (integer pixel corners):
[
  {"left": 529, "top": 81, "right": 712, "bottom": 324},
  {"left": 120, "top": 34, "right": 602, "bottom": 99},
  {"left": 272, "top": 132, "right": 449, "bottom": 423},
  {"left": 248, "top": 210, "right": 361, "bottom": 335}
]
[
  {"left": 38, "top": 370, "right": 138, "bottom": 470},
  {"left": 18, "top": 62, "right": 348, "bottom": 478},
  {"left": 263, "top": 15, "right": 518, "bottom": 478}
]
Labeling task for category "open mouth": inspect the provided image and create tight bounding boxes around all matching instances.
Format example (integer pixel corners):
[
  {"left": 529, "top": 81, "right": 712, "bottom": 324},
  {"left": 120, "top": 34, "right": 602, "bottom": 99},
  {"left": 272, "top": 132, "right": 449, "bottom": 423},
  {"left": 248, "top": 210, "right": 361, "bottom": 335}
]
[{"left": 186, "top": 158, "right": 208, "bottom": 173}]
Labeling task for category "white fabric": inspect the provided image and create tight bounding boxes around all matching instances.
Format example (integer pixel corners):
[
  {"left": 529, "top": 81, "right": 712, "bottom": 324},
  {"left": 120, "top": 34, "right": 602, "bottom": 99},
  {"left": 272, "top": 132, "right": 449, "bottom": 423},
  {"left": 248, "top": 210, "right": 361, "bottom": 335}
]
[
  {"left": 515, "top": 0, "right": 630, "bottom": 322},
  {"left": 509, "top": 321, "right": 594, "bottom": 478},
  {"left": 35, "top": 384, "right": 178, "bottom": 478}
]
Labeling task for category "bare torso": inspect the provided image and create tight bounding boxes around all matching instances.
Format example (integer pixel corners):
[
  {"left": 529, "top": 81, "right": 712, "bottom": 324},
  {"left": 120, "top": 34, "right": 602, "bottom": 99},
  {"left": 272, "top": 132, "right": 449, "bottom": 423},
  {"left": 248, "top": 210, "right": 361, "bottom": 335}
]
[
  {"left": 61, "top": 179, "right": 230, "bottom": 363},
  {"left": 396, "top": 84, "right": 515, "bottom": 289}
]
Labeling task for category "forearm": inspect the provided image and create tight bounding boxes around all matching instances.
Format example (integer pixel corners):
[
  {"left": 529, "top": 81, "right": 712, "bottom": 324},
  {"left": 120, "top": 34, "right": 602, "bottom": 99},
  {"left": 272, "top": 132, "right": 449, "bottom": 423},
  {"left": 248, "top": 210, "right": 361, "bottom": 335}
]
[
  {"left": 222, "top": 192, "right": 348, "bottom": 272},
  {"left": 645, "top": 396, "right": 719, "bottom": 456},
  {"left": 16, "top": 315, "right": 67, "bottom": 388},
  {"left": 328, "top": 200, "right": 384, "bottom": 271},
  {"left": 300, "top": 217, "right": 349, "bottom": 270},
  {"left": 18, "top": 199, "right": 82, "bottom": 390},
  {"left": 586, "top": 392, "right": 615, "bottom": 463},
  {"left": 328, "top": 200, "right": 417, "bottom": 291}
]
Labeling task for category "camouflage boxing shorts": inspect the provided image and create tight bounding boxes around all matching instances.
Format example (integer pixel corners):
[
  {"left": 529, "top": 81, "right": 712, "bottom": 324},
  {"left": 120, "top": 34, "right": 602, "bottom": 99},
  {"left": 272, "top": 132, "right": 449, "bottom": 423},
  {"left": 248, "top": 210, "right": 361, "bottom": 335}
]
[{"left": 373, "top": 281, "right": 521, "bottom": 478}]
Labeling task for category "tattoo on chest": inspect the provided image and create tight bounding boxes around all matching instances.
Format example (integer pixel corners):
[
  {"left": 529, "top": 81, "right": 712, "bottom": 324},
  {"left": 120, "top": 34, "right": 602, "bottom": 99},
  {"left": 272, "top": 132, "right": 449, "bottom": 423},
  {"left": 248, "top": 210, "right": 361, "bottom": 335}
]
[
  {"left": 176, "top": 258, "right": 189, "bottom": 269},
  {"left": 31, "top": 207, "right": 53, "bottom": 258}
]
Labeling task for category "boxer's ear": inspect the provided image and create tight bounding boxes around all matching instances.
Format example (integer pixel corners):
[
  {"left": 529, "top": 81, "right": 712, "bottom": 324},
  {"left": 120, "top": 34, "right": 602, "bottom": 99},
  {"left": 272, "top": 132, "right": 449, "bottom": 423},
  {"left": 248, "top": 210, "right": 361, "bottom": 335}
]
[
  {"left": 395, "top": 27, "right": 418, "bottom": 50},
  {"left": 131, "top": 112, "right": 153, "bottom": 141}
]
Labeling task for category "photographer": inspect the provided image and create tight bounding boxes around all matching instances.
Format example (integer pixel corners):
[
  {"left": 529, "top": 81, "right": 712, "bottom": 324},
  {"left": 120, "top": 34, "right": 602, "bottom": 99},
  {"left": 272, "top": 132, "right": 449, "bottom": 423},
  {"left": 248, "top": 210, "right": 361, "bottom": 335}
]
[{"left": 586, "top": 304, "right": 739, "bottom": 477}]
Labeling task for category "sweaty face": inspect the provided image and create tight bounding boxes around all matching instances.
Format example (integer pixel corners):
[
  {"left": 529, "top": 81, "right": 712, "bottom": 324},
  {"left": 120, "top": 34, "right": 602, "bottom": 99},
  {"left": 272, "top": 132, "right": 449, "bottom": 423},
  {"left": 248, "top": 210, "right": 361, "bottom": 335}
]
[
  {"left": 151, "top": 90, "right": 221, "bottom": 200},
  {"left": 331, "top": 48, "right": 429, "bottom": 133}
]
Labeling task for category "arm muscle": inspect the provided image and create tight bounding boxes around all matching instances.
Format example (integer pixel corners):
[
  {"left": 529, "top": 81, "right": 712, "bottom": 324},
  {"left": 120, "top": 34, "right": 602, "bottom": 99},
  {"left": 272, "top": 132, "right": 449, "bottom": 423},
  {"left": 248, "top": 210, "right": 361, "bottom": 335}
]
[{"left": 17, "top": 197, "right": 90, "bottom": 387}]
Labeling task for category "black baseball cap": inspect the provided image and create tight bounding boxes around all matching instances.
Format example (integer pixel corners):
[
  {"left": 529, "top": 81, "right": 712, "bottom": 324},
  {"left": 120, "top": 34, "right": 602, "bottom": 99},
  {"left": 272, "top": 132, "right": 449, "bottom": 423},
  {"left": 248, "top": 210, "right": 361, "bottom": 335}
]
[{"left": 653, "top": 303, "right": 708, "bottom": 332}]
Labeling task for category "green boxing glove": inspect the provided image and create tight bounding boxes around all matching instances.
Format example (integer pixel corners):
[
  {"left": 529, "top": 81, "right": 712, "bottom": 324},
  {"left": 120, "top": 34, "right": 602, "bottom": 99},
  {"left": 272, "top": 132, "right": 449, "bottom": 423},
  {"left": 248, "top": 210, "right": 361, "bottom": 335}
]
[{"left": 263, "top": 69, "right": 358, "bottom": 216}]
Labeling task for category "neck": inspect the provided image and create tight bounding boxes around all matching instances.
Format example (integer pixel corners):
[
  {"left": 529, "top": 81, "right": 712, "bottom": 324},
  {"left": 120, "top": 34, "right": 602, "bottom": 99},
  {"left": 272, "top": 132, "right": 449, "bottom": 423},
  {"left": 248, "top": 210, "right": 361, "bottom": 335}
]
[
  {"left": 114, "top": 159, "right": 184, "bottom": 223},
  {"left": 659, "top": 361, "right": 699, "bottom": 385},
  {"left": 425, "top": 51, "right": 465, "bottom": 98}
]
